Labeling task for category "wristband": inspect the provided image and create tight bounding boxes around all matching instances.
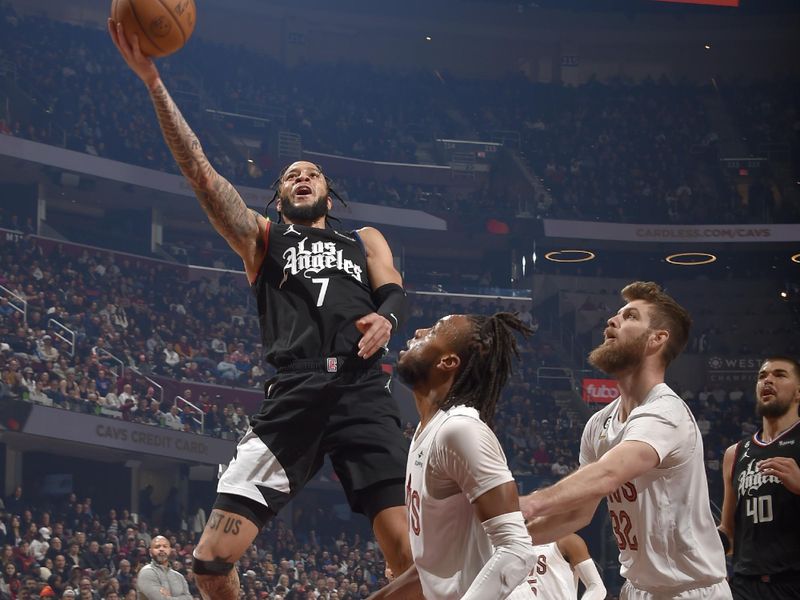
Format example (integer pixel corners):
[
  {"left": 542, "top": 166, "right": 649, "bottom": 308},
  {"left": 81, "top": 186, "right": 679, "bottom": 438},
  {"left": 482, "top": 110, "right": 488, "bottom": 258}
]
[{"left": 373, "top": 283, "right": 407, "bottom": 333}]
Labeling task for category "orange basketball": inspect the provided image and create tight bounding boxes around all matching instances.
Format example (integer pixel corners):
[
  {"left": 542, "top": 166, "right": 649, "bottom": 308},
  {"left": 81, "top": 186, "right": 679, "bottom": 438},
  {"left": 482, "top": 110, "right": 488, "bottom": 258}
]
[{"left": 111, "top": 0, "right": 196, "bottom": 58}]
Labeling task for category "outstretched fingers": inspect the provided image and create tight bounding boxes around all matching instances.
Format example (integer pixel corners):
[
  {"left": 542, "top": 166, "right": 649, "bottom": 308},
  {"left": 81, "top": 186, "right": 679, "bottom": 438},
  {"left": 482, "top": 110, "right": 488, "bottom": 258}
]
[{"left": 357, "top": 314, "right": 391, "bottom": 359}]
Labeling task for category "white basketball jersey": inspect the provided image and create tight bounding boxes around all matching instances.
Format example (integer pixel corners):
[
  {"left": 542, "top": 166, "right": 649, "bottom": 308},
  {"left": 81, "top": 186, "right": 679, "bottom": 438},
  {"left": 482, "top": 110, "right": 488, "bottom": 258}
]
[
  {"left": 406, "top": 406, "right": 534, "bottom": 600},
  {"left": 580, "top": 383, "right": 727, "bottom": 593},
  {"left": 528, "top": 543, "right": 578, "bottom": 599}
]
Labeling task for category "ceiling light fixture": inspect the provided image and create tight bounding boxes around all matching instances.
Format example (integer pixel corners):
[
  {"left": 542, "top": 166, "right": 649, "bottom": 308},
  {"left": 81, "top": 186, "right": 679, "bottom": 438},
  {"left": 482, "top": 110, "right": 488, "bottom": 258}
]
[
  {"left": 665, "top": 252, "right": 717, "bottom": 266},
  {"left": 544, "top": 250, "right": 596, "bottom": 263}
]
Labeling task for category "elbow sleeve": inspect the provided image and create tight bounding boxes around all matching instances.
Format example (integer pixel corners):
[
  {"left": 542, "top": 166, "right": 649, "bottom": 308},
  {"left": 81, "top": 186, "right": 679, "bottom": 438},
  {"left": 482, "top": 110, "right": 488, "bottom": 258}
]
[
  {"left": 574, "top": 558, "right": 606, "bottom": 600},
  {"left": 461, "top": 511, "right": 536, "bottom": 600}
]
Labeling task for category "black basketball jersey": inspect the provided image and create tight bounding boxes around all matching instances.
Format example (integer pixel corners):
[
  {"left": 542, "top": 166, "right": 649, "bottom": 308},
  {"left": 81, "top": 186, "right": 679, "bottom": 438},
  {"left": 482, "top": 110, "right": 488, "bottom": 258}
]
[
  {"left": 252, "top": 221, "right": 377, "bottom": 368},
  {"left": 732, "top": 420, "right": 800, "bottom": 576}
]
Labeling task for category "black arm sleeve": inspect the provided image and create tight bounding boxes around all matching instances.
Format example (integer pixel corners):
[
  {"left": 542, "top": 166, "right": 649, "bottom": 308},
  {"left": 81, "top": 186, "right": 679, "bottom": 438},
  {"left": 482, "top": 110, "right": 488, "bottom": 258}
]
[{"left": 373, "top": 283, "right": 408, "bottom": 333}]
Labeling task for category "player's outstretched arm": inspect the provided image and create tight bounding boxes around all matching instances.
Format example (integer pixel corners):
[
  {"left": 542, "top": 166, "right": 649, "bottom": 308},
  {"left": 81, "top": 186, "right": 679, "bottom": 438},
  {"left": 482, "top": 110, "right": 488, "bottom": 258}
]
[
  {"left": 108, "top": 20, "right": 265, "bottom": 278},
  {"left": 558, "top": 534, "right": 606, "bottom": 600},
  {"left": 525, "top": 502, "right": 598, "bottom": 546},
  {"left": 356, "top": 227, "right": 407, "bottom": 359},
  {"left": 366, "top": 564, "right": 423, "bottom": 600},
  {"left": 718, "top": 443, "right": 738, "bottom": 555},
  {"left": 523, "top": 440, "right": 659, "bottom": 518}
]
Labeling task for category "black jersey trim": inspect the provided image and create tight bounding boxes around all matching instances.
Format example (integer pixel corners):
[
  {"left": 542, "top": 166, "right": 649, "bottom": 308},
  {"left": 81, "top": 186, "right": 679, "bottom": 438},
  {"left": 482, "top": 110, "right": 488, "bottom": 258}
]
[{"left": 753, "top": 419, "right": 800, "bottom": 447}]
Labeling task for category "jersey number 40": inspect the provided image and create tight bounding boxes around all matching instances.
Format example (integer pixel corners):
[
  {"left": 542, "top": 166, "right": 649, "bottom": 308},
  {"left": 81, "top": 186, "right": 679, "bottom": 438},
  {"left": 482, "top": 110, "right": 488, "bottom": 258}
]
[{"left": 745, "top": 495, "right": 773, "bottom": 524}]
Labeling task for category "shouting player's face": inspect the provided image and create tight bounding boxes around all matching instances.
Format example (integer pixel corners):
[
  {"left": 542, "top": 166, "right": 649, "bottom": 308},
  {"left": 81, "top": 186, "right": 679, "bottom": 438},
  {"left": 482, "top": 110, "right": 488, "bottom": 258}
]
[
  {"left": 756, "top": 359, "right": 800, "bottom": 419},
  {"left": 588, "top": 300, "right": 654, "bottom": 375},
  {"left": 278, "top": 161, "right": 331, "bottom": 223},
  {"left": 398, "top": 315, "right": 465, "bottom": 387}
]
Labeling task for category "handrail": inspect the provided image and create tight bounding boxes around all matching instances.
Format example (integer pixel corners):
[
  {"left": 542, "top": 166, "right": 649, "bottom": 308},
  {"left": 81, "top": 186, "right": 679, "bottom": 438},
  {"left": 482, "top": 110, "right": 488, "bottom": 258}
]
[
  {"left": 709, "top": 499, "right": 722, "bottom": 520},
  {"left": 130, "top": 369, "right": 164, "bottom": 407},
  {"left": 97, "top": 348, "right": 124, "bottom": 379},
  {"left": 0, "top": 283, "right": 27, "bottom": 324},
  {"left": 536, "top": 366, "right": 574, "bottom": 385},
  {"left": 175, "top": 395, "right": 205, "bottom": 434},
  {"left": 48, "top": 318, "right": 75, "bottom": 358}
]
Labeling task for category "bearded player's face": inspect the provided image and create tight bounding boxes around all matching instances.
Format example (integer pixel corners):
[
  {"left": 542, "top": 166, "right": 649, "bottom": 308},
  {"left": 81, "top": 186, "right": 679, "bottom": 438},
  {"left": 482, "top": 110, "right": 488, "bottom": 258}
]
[
  {"left": 588, "top": 300, "right": 654, "bottom": 375},
  {"left": 755, "top": 360, "right": 800, "bottom": 419},
  {"left": 397, "top": 315, "right": 466, "bottom": 386},
  {"left": 278, "top": 161, "right": 331, "bottom": 222}
]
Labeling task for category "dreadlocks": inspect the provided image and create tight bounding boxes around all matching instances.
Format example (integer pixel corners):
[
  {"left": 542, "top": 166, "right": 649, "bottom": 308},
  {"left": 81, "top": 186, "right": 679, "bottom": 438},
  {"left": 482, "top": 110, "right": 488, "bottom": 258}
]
[
  {"left": 265, "top": 162, "right": 347, "bottom": 224},
  {"left": 439, "top": 312, "right": 533, "bottom": 427}
]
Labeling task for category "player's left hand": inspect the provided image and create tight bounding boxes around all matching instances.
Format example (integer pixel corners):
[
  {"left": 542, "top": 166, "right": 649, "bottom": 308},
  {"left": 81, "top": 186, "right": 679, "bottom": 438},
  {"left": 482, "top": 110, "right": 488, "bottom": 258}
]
[
  {"left": 355, "top": 312, "right": 392, "bottom": 359},
  {"left": 758, "top": 457, "right": 800, "bottom": 495}
]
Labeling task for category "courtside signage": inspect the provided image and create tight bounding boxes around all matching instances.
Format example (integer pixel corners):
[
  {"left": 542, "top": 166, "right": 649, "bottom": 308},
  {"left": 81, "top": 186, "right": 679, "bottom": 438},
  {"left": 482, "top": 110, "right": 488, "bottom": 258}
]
[
  {"left": 21, "top": 405, "right": 235, "bottom": 465},
  {"left": 583, "top": 378, "right": 620, "bottom": 403},
  {"left": 544, "top": 220, "right": 800, "bottom": 243}
]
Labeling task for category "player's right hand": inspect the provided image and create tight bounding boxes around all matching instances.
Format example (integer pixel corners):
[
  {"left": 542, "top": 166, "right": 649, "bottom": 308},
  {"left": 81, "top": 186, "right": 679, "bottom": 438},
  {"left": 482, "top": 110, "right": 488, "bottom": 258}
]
[
  {"left": 519, "top": 493, "right": 537, "bottom": 521},
  {"left": 108, "top": 19, "right": 160, "bottom": 90},
  {"left": 758, "top": 457, "right": 800, "bottom": 495}
]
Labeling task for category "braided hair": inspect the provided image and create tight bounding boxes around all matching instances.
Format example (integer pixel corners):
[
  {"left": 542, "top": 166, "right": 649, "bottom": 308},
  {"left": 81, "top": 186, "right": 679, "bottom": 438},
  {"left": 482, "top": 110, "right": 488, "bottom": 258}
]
[
  {"left": 439, "top": 312, "right": 533, "bottom": 427},
  {"left": 265, "top": 162, "right": 347, "bottom": 225}
]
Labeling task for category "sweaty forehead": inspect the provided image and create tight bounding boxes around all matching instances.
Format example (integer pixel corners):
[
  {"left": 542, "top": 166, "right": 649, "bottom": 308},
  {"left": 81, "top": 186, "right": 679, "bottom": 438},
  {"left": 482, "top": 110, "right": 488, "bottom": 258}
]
[
  {"left": 436, "top": 314, "right": 469, "bottom": 337},
  {"left": 760, "top": 360, "right": 796, "bottom": 377}
]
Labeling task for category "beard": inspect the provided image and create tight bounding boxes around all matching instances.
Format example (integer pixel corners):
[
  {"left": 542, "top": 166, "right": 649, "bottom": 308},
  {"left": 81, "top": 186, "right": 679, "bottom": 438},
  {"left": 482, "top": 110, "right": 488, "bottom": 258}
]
[
  {"left": 397, "top": 353, "right": 430, "bottom": 388},
  {"left": 280, "top": 193, "right": 328, "bottom": 223},
  {"left": 755, "top": 395, "right": 793, "bottom": 419},
  {"left": 588, "top": 331, "right": 649, "bottom": 375}
]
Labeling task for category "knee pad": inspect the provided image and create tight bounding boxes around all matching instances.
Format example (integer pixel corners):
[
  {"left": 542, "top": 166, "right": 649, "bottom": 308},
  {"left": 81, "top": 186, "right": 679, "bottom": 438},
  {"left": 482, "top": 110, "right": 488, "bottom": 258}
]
[{"left": 192, "top": 555, "right": 235, "bottom": 576}]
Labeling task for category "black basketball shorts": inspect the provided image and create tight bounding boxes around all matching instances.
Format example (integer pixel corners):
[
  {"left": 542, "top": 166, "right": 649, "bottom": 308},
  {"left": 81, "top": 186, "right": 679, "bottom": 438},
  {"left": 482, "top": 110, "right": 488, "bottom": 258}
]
[
  {"left": 216, "top": 365, "right": 408, "bottom": 522},
  {"left": 730, "top": 574, "right": 800, "bottom": 600}
]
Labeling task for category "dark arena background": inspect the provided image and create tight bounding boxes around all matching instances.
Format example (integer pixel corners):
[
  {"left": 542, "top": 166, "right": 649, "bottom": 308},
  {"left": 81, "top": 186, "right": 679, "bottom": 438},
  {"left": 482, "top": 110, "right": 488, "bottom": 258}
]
[{"left": 0, "top": 0, "right": 798, "bottom": 598}]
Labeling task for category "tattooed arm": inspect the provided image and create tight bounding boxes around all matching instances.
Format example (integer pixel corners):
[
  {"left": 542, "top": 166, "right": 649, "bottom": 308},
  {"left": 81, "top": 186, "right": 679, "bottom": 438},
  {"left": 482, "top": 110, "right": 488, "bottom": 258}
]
[{"left": 108, "top": 19, "right": 267, "bottom": 282}]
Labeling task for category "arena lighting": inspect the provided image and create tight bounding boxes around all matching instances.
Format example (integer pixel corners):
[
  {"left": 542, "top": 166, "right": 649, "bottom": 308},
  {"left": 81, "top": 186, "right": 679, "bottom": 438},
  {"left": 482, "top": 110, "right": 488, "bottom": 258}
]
[
  {"left": 791, "top": 253, "right": 800, "bottom": 264},
  {"left": 654, "top": 0, "right": 739, "bottom": 7},
  {"left": 544, "top": 250, "right": 596, "bottom": 263},
  {"left": 665, "top": 252, "right": 717, "bottom": 266}
]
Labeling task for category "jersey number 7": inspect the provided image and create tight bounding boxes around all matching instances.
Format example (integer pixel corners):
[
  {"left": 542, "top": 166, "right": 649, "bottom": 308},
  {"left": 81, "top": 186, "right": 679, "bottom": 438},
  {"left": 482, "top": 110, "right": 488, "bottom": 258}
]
[{"left": 312, "top": 278, "right": 329, "bottom": 307}]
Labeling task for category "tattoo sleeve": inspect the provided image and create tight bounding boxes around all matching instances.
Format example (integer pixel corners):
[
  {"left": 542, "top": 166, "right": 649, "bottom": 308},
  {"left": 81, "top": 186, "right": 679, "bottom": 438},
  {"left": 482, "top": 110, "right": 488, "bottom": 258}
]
[{"left": 148, "top": 80, "right": 257, "bottom": 251}]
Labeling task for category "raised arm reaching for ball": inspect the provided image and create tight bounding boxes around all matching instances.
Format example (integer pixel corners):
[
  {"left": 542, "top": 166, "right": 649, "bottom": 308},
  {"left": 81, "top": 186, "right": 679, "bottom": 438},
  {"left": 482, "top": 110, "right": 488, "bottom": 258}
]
[{"left": 108, "top": 19, "right": 266, "bottom": 282}]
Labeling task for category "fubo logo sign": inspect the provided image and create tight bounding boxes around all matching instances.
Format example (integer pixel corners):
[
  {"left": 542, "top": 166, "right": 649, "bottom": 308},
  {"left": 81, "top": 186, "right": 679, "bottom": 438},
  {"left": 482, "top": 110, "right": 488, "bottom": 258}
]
[{"left": 583, "top": 378, "right": 620, "bottom": 403}]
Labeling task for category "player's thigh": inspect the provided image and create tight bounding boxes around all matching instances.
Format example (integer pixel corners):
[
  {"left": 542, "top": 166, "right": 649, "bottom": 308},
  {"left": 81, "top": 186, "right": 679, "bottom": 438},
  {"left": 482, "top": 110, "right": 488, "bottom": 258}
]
[
  {"left": 239, "top": 372, "right": 333, "bottom": 497},
  {"left": 194, "top": 508, "right": 259, "bottom": 563},
  {"left": 324, "top": 371, "right": 407, "bottom": 508},
  {"left": 371, "top": 504, "right": 412, "bottom": 574}
]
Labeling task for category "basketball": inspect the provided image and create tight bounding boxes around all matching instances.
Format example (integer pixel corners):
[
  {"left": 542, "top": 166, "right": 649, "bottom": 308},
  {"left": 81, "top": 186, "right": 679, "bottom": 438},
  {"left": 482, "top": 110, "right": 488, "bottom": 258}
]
[{"left": 110, "top": 0, "right": 196, "bottom": 58}]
